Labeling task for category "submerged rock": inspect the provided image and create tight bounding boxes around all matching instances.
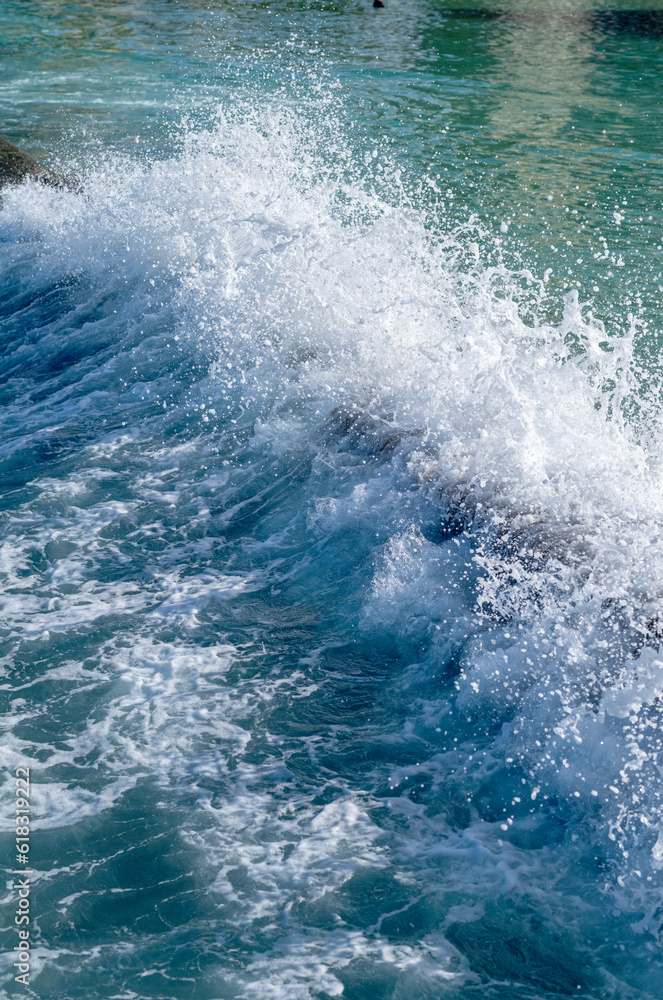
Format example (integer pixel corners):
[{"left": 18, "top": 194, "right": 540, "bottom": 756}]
[{"left": 0, "top": 134, "right": 74, "bottom": 192}]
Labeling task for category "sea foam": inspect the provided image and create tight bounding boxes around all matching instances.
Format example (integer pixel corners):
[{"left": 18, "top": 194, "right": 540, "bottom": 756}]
[{"left": 1, "top": 98, "right": 662, "bottom": 996}]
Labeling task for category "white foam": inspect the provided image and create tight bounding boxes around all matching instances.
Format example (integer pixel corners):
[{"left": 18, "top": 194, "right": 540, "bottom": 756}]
[{"left": 3, "top": 97, "right": 663, "bottom": 992}]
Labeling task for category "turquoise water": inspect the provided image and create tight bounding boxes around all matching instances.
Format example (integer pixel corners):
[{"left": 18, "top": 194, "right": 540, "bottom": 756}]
[{"left": 1, "top": 2, "right": 663, "bottom": 998}]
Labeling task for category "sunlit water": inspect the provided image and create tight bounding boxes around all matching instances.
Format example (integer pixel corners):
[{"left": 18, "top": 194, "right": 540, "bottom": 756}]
[{"left": 1, "top": 2, "right": 663, "bottom": 998}]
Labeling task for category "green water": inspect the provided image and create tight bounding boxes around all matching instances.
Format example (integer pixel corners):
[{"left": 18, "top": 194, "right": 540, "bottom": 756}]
[
  {"left": 2, "top": 3, "right": 663, "bottom": 999},
  {"left": 3, "top": 0, "right": 663, "bottom": 324}
]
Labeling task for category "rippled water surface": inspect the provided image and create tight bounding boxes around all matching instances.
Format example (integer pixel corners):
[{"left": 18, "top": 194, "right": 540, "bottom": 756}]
[{"left": 1, "top": 2, "right": 663, "bottom": 998}]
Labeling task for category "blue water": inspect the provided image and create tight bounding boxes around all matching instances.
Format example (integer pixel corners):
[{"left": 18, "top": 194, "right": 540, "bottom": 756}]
[{"left": 2, "top": 2, "right": 663, "bottom": 998}]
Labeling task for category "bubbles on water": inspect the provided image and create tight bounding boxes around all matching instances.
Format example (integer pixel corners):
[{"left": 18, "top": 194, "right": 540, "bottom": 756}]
[{"left": 2, "top": 93, "right": 663, "bottom": 996}]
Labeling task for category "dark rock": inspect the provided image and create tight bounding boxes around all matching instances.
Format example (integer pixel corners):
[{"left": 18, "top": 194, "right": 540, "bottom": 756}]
[{"left": 0, "top": 135, "right": 75, "bottom": 192}]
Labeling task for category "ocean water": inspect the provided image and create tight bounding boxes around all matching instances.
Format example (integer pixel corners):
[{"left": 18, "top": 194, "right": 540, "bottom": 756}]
[{"left": 1, "top": 2, "right": 663, "bottom": 998}]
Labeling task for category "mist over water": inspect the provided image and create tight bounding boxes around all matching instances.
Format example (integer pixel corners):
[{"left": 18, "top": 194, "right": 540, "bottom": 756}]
[{"left": 2, "top": 3, "right": 663, "bottom": 999}]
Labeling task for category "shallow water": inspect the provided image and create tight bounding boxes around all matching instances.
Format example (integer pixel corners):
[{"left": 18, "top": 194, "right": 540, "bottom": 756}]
[{"left": 1, "top": 2, "right": 663, "bottom": 998}]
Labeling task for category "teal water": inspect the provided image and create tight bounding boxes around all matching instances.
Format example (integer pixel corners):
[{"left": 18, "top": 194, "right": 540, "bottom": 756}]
[{"left": 1, "top": 2, "right": 663, "bottom": 998}]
